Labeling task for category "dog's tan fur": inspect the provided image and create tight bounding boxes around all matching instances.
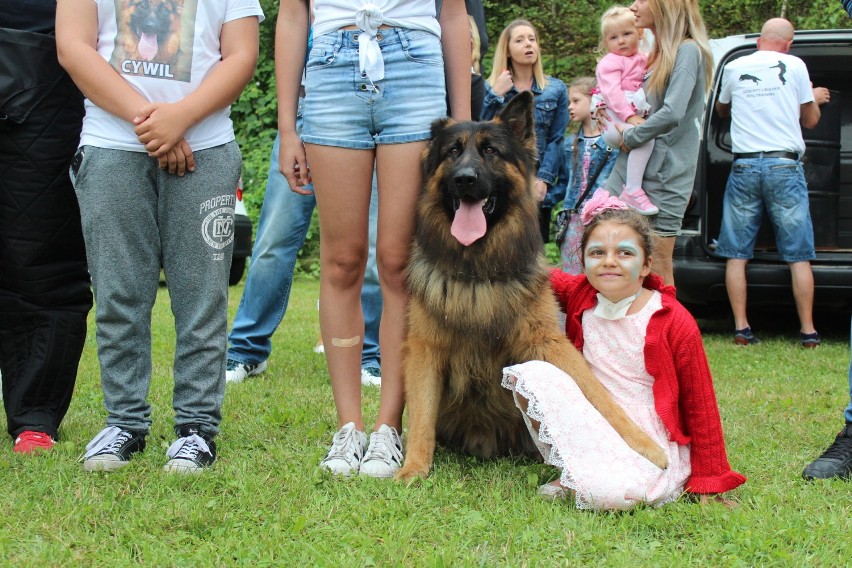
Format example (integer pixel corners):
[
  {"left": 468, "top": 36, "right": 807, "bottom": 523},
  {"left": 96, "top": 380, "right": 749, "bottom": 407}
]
[{"left": 395, "top": 92, "right": 668, "bottom": 480}]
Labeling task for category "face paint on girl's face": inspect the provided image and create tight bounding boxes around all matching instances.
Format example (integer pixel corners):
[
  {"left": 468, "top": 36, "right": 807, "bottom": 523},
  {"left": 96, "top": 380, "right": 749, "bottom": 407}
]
[
  {"left": 583, "top": 222, "right": 650, "bottom": 301},
  {"left": 617, "top": 240, "right": 644, "bottom": 281}
]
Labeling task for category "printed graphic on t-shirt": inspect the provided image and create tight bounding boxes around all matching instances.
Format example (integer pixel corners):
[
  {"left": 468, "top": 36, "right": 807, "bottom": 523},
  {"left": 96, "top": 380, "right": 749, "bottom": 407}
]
[
  {"left": 110, "top": 0, "right": 197, "bottom": 82},
  {"left": 736, "top": 61, "right": 791, "bottom": 101},
  {"left": 200, "top": 194, "right": 235, "bottom": 253},
  {"left": 770, "top": 61, "right": 787, "bottom": 85}
]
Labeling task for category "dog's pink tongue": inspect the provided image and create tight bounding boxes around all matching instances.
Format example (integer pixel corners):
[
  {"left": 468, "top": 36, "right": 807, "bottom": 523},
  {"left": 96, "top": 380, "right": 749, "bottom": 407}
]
[
  {"left": 138, "top": 33, "right": 159, "bottom": 61},
  {"left": 451, "top": 199, "right": 487, "bottom": 246}
]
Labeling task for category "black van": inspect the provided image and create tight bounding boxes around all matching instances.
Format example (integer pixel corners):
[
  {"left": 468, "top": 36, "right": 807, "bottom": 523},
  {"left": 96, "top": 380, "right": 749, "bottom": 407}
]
[{"left": 673, "top": 29, "right": 852, "bottom": 315}]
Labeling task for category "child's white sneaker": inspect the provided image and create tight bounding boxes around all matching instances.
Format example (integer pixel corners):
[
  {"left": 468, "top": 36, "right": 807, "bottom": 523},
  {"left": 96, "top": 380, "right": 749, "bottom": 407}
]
[
  {"left": 359, "top": 424, "right": 403, "bottom": 478},
  {"left": 320, "top": 422, "right": 368, "bottom": 476}
]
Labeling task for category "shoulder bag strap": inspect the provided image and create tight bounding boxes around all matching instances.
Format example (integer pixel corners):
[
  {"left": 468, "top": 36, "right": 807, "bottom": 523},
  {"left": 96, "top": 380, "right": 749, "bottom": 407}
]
[{"left": 571, "top": 146, "right": 612, "bottom": 211}]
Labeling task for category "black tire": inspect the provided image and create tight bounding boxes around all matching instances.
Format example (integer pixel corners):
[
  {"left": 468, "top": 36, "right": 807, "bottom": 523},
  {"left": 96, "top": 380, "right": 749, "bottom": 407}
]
[{"left": 228, "top": 257, "right": 246, "bottom": 286}]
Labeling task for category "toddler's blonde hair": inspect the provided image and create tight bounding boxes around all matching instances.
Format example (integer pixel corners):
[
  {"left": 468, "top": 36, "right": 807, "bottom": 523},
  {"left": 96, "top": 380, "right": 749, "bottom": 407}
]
[{"left": 597, "top": 6, "right": 642, "bottom": 54}]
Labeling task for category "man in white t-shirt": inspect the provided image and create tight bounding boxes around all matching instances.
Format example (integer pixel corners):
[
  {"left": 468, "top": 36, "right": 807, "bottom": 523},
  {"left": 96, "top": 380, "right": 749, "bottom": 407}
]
[{"left": 714, "top": 18, "right": 830, "bottom": 348}]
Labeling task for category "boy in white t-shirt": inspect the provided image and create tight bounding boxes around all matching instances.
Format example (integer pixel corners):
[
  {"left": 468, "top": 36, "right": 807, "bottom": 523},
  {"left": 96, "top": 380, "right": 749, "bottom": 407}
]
[{"left": 56, "top": 0, "right": 263, "bottom": 473}]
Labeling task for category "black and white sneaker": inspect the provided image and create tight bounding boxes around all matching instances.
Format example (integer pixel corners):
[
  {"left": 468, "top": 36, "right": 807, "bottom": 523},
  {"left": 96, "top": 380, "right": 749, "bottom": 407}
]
[
  {"left": 226, "top": 358, "right": 267, "bottom": 384},
  {"left": 320, "top": 422, "right": 368, "bottom": 476},
  {"left": 82, "top": 426, "right": 146, "bottom": 472},
  {"left": 359, "top": 424, "right": 403, "bottom": 478},
  {"left": 163, "top": 424, "right": 216, "bottom": 473}
]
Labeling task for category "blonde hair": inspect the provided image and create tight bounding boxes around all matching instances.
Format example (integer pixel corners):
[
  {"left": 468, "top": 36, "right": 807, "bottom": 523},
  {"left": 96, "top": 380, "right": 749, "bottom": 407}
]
[
  {"left": 644, "top": 0, "right": 713, "bottom": 97},
  {"left": 597, "top": 6, "right": 641, "bottom": 54},
  {"left": 487, "top": 20, "right": 548, "bottom": 90},
  {"left": 469, "top": 15, "right": 481, "bottom": 75}
]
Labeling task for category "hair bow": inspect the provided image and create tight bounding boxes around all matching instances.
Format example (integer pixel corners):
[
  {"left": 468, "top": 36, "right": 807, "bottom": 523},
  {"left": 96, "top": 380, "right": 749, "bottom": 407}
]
[{"left": 580, "top": 188, "right": 630, "bottom": 225}]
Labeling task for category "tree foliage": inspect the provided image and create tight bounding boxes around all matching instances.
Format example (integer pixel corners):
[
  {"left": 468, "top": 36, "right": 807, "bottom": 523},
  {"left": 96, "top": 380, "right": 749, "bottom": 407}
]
[{"left": 480, "top": 0, "right": 849, "bottom": 82}]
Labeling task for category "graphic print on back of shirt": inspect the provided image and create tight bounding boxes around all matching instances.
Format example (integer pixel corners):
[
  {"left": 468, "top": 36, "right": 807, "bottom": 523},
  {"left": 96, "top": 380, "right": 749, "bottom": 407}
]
[
  {"left": 736, "top": 60, "right": 791, "bottom": 102},
  {"left": 110, "top": 0, "right": 198, "bottom": 82}
]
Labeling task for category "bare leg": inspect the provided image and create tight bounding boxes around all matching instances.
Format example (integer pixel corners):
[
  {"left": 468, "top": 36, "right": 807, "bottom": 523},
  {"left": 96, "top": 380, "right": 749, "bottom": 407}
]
[
  {"left": 725, "top": 258, "right": 750, "bottom": 330},
  {"left": 652, "top": 236, "right": 675, "bottom": 287},
  {"left": 374, "top": 141, "right": 428, "bottom": 431},
  {"left": 790, "top": 261, "right": 816, "bottom": 334},
  {"left": 304, "top": 144, "right": 374, "bottom": 430}
]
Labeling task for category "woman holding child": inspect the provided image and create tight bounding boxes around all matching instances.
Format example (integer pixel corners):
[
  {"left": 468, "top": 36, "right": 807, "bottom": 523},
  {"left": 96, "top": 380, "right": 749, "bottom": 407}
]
[{"left": 603, "top": 0, "right": 713, "bottom": 285}]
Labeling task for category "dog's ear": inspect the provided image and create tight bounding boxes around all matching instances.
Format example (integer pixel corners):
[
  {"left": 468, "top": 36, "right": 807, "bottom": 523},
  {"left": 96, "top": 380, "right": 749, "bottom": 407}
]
[
  {"left": 430, "top": 116, "right": 455, "bottom": 139},
  {"left": 423, "top": 117, "right": 454, "bottom": 178},
  {"left": 496, "top": 91, "right": 534, "bottom": 144}
]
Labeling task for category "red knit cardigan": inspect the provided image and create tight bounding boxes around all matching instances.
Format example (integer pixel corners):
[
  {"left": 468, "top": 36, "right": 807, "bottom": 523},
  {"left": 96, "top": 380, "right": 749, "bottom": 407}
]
[{"left": 550, "top": 270, "right": 747, "bottom": 494}]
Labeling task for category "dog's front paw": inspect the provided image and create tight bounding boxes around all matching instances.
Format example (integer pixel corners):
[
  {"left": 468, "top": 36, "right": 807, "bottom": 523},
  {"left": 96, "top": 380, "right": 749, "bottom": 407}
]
[
  {"left": 643, "top": 444, "right": 669, "bottom": 470},
  {"left": 394, "top": 461, "right": 431, "bottom": 481}
]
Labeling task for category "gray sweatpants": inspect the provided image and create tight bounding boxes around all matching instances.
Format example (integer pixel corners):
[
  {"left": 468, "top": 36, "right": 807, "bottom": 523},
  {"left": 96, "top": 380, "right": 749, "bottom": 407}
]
[{"left": 72, "top": 142, "right": 241, "bottom": 437}]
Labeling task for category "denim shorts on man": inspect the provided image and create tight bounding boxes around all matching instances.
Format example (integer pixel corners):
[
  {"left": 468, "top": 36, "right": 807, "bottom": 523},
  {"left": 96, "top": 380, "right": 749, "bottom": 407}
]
[
  {"left": 715, "top": 157, "right": 815, "bottom": 263},
  {"left": 301, "top": 28, "right": 447, "bottom": 149}
]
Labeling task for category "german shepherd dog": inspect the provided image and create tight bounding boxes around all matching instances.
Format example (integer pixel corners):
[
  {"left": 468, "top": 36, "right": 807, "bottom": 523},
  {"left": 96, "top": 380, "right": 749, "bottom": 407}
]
[
  {"left": 395, "top": 91, "right": 668, "bottom": 480},
  {"left": 120, "top": 0, "right": 184, "bottom": 64}
]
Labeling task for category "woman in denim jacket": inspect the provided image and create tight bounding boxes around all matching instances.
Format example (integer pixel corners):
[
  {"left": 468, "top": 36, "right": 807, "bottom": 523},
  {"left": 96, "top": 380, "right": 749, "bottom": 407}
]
[{"left": 481, "top": 19, "right": 568, "bottom": 243}]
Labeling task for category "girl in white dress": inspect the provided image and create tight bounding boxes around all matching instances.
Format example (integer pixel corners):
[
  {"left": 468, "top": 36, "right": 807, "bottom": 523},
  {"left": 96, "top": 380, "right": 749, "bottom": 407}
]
[{"left": 503, "top": 189, "right": 745, "bottom": 510}]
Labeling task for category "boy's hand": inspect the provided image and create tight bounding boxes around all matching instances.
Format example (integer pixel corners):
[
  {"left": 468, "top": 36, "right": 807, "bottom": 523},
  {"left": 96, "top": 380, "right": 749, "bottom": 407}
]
[
  {"left": 134, "top": 102, "right": 192, "bottom": 157},
  {"left": 157, "top": 138, "right": 195, "bottom": 176}
]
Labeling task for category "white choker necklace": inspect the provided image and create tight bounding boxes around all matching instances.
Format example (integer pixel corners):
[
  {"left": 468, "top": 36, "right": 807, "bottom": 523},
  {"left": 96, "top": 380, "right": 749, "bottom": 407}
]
[{"left": 593, "top": 289, "right": 643, "bottom": 320}]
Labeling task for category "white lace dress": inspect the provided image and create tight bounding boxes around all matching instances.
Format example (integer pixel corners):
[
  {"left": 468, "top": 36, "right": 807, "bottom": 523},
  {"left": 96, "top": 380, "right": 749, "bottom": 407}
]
[{"left": 502, "top": 291, "right": 692, "bottom": 510}]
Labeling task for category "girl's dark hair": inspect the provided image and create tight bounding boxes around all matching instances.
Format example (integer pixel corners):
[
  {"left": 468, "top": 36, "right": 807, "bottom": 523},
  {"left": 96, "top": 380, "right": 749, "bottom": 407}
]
[
  {"left": 579, "top": 208, "right": 655, "bottom": 268},
  {"left": 567, "top": 77, "right": 596, "bottom": 176}
]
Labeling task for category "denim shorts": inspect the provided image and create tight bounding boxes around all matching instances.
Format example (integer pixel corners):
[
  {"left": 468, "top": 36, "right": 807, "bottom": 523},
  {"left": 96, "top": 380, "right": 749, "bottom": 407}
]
[
  {"left": 301, "top": 28, "right": 447, "bottom": 149},
  {"left": 715, "top": 157, "right": 815, "bottom": 262}
]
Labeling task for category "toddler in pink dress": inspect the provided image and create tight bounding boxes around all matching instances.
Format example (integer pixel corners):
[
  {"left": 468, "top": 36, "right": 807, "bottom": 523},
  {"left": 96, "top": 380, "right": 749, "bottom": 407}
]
[{"left": 592, "top": 6, "right": 657, "bottom": 216}]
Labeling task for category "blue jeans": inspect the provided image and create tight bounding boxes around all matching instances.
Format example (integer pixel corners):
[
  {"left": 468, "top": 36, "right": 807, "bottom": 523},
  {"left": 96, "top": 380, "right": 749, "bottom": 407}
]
[
  {"left": 715, "top": 158, "right": 815, "bottom": 263},
  {"left": 362, "top": 182, "right": 382, "bottom": 369},
  {"left": 228, "top": 134, "right": 382, "bottom": 369},
  {"left": 302, "top": 29, "right": 446, "bottom": 148}
]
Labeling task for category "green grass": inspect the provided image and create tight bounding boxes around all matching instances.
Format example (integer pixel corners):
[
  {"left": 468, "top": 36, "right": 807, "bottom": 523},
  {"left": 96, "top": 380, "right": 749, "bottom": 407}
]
[{"left": 2, "top": 277, "right": 851, "bottom": 566}]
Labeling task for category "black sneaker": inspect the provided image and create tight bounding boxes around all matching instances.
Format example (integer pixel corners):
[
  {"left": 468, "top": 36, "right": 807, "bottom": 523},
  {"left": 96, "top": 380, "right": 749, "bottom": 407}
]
[
  {"left": 82, "top": 426, "right": 146, "bottom": 472},
  {"left": 163, "top": 424, "right": 216, "bottom": 473},
  {"left": 734, "top": 327, "right": 761, "bottom": 346},
  {"left": 802, "top": 424, "right": 852, "bottom": 480}
]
